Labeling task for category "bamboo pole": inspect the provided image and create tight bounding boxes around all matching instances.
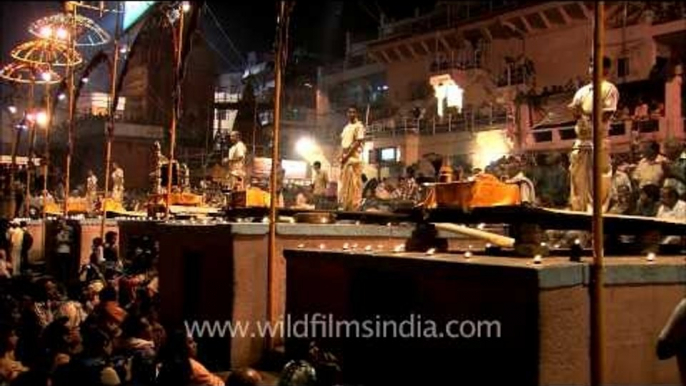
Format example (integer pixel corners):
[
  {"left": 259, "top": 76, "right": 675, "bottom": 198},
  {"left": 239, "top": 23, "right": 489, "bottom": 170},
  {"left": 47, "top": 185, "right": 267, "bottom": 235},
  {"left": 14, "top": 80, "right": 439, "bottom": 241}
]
[
  {"left": 432, "top": 223, "right": 515, "bottom": 248},
  {"left": 165, "top": 4, "right": 185, "bottom": 220},
  {"left": 43, "top": 83, "right": 52, "bottom": 221},
  {"left": 9, "top": 118, "right": 23, "bottom": 217},
  {"left": 267, "top": 0, "right": 288, "bottom": 350},
  {"left": 101, "top": 2, "right": 122, "bottom": 237},
  {"left": 591, "top": 3, "right": 606, "bottom": 386},
  {"left": 25, "top": 80, "right": 35, "bottom": 217},
  {"left": 64, "top": 3, "right": 77, "bottom": 217}
]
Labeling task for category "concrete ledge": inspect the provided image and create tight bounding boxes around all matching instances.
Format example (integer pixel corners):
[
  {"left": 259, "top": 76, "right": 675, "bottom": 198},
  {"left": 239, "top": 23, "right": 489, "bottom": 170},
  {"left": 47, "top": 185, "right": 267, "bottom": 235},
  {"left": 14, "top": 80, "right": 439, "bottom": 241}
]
[
  {"left": 538, "top": 264, "right": 588, "bottom": 289},
  {"left": 283, "top": 251, "right": 686, "bottom": 289},
  {"left": 605, "top": 259, "right": 686, "bottom": 285},
  {"left": 276, "top": 223, "right": 413, "bottom": 237},
  {"left": 275, "top": 223, "right": 474, "bottom": 238}
]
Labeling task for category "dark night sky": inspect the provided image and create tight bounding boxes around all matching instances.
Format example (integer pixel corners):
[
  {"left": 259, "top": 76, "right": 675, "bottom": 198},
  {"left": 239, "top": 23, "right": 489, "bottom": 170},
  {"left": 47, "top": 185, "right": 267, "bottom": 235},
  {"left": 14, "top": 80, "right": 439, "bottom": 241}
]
[
  {"left": 205, "top": 1, "right": 437, "bottom": 70},
  {"left": 0, "top": 1, "right": 437, "bottom": 77}
]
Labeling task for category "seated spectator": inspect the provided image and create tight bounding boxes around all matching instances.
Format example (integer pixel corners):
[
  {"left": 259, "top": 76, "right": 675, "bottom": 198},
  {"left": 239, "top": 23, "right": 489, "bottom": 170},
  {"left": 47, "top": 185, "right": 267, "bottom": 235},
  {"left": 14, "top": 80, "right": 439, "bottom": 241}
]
[
  {"left": 226, "top": 368, "right": 262, "bottom": 386},
  {"left": 0, "top": 251, "right": 10, "bottom": 279},
  {"left": 157, "top": 329, "right": 224, "bottom": 386},
  {"left": 664, "top": 147, "right": 686, "bottom": 201},
  {"left": 0, "top": 322, "right": 29, "bottom": 384},
  {"left": 657, "top": 186, "right": 686, "bottom": 243},
  {"left": 633, "top": 98, "right": 649, "bottom": 120},
  {"left": 636, "top": 184, "right": 661, "bottom": 217},
  {"left": 504, "top": 157, "right": 536, "bottom": 204},
  {"left": 375, "top": 179, "right": 392, "bottom": 200},
  {"left": 618, "top": 105, "right": 631, "bottom": 120},
  {"left": 608, "top": 185, "right": 634, "bottom": 215},
  {"left": 633, "top": 141, "right": 667, "bottom": 188},
  {"left": 653, "top": 102, "right": 665, "bottom": 117},
  {"left": 610, "top": 160, "right": 633, "bottom": 204},
  {"left": 360, "top": 186, "right": 382, "bottom": 212},
  {"left": 292, "top": 192, "right": 314, "bottom": 210},
  {"left": 119, "top": 315, "right": 156, "bottom": 386},
  {"left": 56, "top": 328, "right": 121, "bottom": 386},
  {"left": 40, "top": 317, "right": 77, "bottom": 373}
]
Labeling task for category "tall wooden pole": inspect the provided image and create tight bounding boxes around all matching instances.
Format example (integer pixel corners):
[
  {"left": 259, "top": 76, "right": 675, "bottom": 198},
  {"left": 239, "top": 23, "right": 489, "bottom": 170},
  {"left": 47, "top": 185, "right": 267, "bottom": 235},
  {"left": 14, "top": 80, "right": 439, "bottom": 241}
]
[
  {"left": 101, "top": 2, "right": 122, "bottom": 237},
  {"left": 267, "top": 0, "right": 289, "bottom": 350},
  {"left": 591, "top": 2, "right": 606, "bottom": 386},
  {"left": 165, "top": 4, "right": 185, "bottom": 220},
  {"left": 25, "top": 80, "right": 35, "bottom": 217},
  {"left": 64, "top": 3, "right": 77, "bottom": 216},
  {"left": 43, "top": 83, "right": 52, "bottom": 221},
  {"left": 9, "top": 118, "right": 23, "bottom": 217}
]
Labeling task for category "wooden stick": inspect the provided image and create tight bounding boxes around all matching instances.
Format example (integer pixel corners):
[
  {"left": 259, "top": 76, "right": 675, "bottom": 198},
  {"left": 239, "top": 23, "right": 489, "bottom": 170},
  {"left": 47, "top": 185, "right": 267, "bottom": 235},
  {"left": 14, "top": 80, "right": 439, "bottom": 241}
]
[{"left": 432, "top": 222, "right": 515, "bottom": 248}]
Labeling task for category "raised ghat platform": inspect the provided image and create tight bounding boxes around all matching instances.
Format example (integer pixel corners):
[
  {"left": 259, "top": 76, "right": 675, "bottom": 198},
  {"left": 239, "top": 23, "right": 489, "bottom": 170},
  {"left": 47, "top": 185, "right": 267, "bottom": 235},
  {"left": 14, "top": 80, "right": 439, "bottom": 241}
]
[
  {"left": 154, "top": 222, "right": 483, "bottom": 371},
  {"left": 284, "top": 249, "right": 685, "bottom": 385}
]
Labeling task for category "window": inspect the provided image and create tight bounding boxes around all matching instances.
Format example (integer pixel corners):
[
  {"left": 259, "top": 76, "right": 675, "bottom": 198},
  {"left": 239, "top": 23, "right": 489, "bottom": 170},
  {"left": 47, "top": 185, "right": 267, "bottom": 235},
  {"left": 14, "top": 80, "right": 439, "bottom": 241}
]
[
  {"left": 617, "top": 57, "right": 630, "bottom": 78},
  {"left": 380, "top": 147, "right": 398, "bottom": 162},
  {"left": 215, "top": 109, "right": 228, "bottom": 120}
]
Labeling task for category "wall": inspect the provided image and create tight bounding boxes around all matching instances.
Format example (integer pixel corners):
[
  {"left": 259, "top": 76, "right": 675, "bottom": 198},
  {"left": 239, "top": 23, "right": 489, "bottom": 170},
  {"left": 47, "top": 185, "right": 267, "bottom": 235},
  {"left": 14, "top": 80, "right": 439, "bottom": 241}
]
[
  {"left": 73, "top": 120, "right": 163, "bottom": 192},
  {"left": 158, "top": 224, "right": 268, "bottom": 370},
  {"left": 371, "top": 128, "right": 511, "bottom": 168},
  {"left": 284, "top": 251, "right": 686, "bottom": 385},
  {"left": 385, "top": 58, "right": 429, "bottom": 104}
]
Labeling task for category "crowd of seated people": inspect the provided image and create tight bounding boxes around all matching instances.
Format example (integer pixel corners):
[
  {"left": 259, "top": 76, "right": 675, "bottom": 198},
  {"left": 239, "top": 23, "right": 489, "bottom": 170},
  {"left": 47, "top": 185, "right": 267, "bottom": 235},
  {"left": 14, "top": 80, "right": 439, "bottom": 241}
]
[{"left": 0, "top": 222, "right": 241, "bottom": 386}]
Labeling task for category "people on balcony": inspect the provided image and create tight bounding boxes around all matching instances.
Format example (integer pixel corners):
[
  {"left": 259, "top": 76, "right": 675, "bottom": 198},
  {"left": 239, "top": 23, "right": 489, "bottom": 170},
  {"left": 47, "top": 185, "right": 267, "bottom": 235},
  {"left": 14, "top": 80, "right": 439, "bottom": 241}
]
[{"left": 633, "top": 97, "right": 650, "bottom": 121}]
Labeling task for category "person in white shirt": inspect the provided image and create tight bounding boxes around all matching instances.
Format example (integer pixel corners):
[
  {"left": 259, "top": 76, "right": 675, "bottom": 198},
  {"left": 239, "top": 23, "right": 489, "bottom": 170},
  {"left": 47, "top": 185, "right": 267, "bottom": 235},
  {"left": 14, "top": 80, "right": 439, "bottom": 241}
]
[
  {"left": 657, "top": 186, "right": 686, "bottom": 244},
  {"left": 610, "top": 161, "right": 633, "bottom": 198},
  {"left": 338, "top": 107, "right": 365, "bottom": 211},
  {"left": 663, "top": 140, "right": 686, "bottom": 198},
  {"left": 224, "top": 131, "right": 247, "bottom": 191},
  {"left": 7, "top": 220, "right": 23, "bottom": 274},
  {"left": 310, "top": 161, "right": 329, "bottom": 209},
  {"left": 568, "top": 56, "right": 619, "bottom": 212},
  {"left": 633, "top": 141, "right": 667, "bottom": 188}
]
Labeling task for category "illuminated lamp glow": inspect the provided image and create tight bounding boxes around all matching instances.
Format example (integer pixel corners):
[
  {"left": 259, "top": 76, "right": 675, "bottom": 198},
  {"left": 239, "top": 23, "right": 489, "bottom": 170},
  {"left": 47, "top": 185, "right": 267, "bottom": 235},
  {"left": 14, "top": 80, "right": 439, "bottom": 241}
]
[
  {"left": 40, "top": 26, "right": 53, "bottom": 38},
  {"left": 295, "top": 137, "right": 315, "bottom": 156}
]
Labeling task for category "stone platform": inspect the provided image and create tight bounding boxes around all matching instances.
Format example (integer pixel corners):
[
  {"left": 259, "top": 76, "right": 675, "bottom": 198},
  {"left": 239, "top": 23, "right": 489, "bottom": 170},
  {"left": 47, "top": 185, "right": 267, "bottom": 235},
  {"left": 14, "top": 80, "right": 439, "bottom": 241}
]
[{"left": 283, "top": 249, "right": 686, "bottom": 385}]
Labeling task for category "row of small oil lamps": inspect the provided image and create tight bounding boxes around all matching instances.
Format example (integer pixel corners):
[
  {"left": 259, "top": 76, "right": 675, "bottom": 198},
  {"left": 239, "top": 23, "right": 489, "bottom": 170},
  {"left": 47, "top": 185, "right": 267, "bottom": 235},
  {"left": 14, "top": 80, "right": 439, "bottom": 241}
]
[{"left": 295, "top": 239, "right": 662, "bottom": 265}]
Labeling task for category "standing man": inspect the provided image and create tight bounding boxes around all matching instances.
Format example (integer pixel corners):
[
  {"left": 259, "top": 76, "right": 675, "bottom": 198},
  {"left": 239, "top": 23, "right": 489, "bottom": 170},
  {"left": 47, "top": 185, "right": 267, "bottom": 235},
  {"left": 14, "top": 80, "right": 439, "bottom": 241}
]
[
  {"left": 338, "top": 106, "right": 366, "bottom": 211},
  {"left": 86, "top": 169, "right": 98, "bottom": 211},
  {"left": 20, "top": 220, "right": 32, "bottom": 273},
  {"left": 54, "top": 218, "right": 74, "bottom": 284},
  {"left": 311, "top": 161, "right": 329, "bottom": 209},
  {"left": 150, "top": 141, "right": 168, "bottom": 194},
  {"left": 568, "top": 56, "right": 619, "bottom": 212},
  {"left": 7, "top": 220, "right": 23, "bottom": 274},
  {"left": 224, "top": 131, "right": 247, "bottom": 191},
  {"left": 111, "top": 162, "right": 125, "bottom": 203}
]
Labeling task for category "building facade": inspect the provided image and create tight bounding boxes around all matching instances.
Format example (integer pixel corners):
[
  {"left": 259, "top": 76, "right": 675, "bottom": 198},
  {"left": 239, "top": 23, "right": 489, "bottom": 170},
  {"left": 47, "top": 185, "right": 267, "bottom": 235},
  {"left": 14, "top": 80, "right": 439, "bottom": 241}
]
[{"left": 317, "top": 1, "right": 686, "bottom": 176}]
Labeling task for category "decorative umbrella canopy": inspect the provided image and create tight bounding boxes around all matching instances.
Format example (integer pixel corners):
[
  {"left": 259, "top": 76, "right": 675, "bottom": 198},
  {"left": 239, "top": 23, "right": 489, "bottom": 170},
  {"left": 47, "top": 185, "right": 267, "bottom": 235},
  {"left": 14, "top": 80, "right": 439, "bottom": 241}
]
[
  {"left": 66, "top": 1, "right": 123, "bottom": 14},
  {"left": 0, "top": 61, "right": 62, "bottom": 85},
  {"left": 11, "top": 39, "right": 83, "bottom": 68},
  {"left": 29, "top": 13, "right": 111, "bottom": 47}
]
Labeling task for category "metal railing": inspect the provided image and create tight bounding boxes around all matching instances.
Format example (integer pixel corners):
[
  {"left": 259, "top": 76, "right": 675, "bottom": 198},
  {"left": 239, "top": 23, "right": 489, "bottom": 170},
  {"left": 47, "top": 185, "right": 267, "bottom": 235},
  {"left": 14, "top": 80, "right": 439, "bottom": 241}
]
[
  {"left": 525, "top": 118, "right": 666, "bottom": 150},
  {"left": 367, "top": 110, "right": 509, "bottom": 137}
]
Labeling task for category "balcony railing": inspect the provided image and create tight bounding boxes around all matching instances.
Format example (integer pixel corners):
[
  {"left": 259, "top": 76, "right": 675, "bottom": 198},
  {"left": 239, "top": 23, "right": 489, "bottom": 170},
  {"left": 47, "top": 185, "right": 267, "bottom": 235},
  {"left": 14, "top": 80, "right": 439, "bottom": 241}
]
[
  {"left": 367, "top": 110, "right": 508, "bottom": 137},
  {"left": 525, "top": 118, "right": 667, "bottom": 151}
]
